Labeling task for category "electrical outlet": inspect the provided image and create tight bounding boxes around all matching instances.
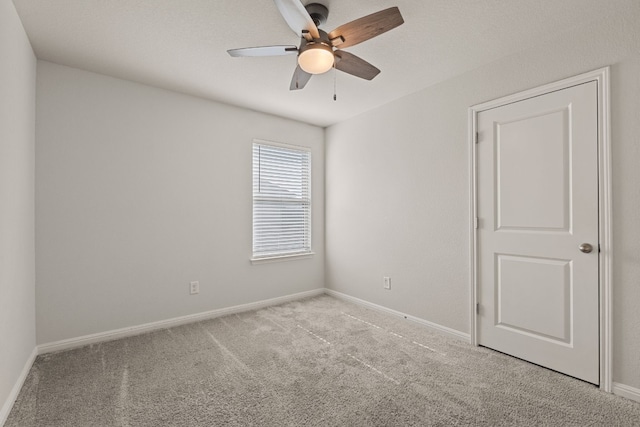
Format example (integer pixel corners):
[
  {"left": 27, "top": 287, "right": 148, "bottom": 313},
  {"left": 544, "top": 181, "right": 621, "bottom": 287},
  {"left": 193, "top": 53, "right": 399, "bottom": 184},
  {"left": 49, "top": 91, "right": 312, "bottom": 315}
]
[
  {"left": 190, "top": 281, "right": 200, "bottom": 295},
  {"left": 383, "top": 276, "right": 391, "bottom": 290}
]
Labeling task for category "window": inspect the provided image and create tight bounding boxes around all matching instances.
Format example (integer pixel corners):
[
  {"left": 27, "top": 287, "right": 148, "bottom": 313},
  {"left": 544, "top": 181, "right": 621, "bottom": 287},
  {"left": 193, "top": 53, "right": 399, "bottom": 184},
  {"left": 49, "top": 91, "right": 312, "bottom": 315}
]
[{"left": 252, "top": 141, "right": 311, "bottom": 260}]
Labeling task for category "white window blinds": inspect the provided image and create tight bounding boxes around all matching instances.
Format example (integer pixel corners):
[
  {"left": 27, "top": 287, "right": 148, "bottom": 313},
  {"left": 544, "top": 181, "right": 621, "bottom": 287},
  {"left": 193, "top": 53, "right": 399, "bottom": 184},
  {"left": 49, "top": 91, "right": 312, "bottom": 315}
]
[{"left": 253, "top": 141, "right": 311, "bottom": 258}]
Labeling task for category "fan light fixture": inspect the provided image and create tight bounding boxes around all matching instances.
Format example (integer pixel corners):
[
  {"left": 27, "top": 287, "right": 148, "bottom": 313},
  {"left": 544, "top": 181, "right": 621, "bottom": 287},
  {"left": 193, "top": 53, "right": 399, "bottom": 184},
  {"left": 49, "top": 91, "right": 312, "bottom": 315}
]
[
  {"left": 298, "top": 43, "right": 334, "bottom": 74},
  {"left": 227, "top": 2, "right": 405, "bottom": 90}
]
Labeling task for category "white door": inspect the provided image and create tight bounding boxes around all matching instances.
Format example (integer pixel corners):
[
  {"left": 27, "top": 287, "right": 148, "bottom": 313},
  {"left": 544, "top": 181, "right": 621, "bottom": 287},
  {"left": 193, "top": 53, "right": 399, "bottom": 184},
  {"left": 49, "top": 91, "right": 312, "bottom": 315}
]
[{"left": 476, "top": 81, "right": 599, "bottom": 384}]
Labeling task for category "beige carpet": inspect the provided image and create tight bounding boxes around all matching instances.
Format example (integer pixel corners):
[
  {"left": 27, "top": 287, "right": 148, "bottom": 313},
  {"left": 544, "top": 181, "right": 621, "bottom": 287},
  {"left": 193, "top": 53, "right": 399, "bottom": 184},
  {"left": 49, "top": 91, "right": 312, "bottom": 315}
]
[{"left": 6, "top": 295, "right": 640, "bottom": 426}]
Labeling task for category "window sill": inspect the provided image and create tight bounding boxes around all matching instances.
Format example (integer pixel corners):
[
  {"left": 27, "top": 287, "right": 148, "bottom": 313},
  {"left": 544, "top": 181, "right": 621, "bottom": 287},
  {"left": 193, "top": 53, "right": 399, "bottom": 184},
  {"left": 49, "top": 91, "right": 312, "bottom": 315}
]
[{"left": 251, "top": 252, "right": 315, "bottom": 265}]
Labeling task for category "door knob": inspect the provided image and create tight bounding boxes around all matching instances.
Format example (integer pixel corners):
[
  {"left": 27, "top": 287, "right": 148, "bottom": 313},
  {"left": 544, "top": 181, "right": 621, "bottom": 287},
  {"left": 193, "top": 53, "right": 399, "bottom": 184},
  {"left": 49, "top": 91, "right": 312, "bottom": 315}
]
[{"left": 579, "top": 243, "right": 593, "bottom": 253}]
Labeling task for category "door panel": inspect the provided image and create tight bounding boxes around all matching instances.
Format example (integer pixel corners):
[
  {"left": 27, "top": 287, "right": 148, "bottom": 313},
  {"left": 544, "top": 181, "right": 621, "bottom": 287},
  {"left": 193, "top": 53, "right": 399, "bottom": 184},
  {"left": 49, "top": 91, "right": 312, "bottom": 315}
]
[
  {"left": 496, "top": 108, "right": 570, "bottom": 232},
  {"left": 496, "top": 254, "right": 571, "bottom": 343},
  {"left": 477, "top": 81, "right": 599, "bottom": 384}
]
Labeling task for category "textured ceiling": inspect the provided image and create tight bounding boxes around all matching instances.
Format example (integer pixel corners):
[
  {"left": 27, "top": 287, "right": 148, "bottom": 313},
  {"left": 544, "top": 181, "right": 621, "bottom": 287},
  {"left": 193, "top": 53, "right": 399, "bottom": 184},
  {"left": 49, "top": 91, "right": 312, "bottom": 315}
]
[{"left": 12, "top": 0, "right": 630, "bottom": 127}]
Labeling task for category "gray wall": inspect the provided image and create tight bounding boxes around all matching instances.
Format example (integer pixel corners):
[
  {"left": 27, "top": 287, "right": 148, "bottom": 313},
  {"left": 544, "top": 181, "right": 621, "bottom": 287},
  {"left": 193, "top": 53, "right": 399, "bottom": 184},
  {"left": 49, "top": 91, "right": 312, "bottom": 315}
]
[
  {"left": 0, "top": 0, "right": 36, "bottom": 420},
  {"left": 325, "top": 5, "right": 640, "bottom": 388},
  {"left": 35, "top": 61, "right": 325, "bottom": 344}
]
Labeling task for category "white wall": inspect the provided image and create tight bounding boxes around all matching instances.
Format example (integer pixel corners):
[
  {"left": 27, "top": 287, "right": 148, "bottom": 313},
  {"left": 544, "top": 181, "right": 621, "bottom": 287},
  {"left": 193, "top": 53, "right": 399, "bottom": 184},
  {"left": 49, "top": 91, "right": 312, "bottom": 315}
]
[
  {"left": 36, "top": 61, "right": 324, "bottom": 344},
  {"left": 0, "top": 0, "right": 37, "bottom": 420},
  {"left": 326, "top": 5, "right": 640, "bottom": 389}
]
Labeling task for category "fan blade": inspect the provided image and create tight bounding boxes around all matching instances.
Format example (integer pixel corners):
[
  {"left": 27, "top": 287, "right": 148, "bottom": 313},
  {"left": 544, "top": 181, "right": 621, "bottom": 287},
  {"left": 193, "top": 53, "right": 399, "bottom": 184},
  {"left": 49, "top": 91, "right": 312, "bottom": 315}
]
[
  {"left": 328, "top": 7, "right": 404, "bottom": 49},
  {"left": 290, "top": 65, "right": 312, "bottom": 90},
  {"left": 273, "top": 0, "right": 320, "bottom": 39},
  {"left": 334, "top": 51, "right": 380, "bottom": 80},
  {"left": 227, "top": 45, "right": 298, "bottom": 57}
]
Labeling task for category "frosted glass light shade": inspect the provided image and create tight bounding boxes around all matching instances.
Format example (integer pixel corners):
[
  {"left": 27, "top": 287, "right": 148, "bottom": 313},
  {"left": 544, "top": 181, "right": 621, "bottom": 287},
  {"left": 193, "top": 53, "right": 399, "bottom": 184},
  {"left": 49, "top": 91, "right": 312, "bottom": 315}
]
[{"left": 298, "top": 44, "right": 334, "bottom": 74}]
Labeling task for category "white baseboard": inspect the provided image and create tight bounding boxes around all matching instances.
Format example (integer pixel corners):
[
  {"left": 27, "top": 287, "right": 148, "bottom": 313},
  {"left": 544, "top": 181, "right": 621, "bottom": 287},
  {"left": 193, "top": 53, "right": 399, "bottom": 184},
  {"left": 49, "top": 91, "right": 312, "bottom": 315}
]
[
  {"left": 38, "top": 288, "right": 325, "bottom": 355},
  {"left": 0, "top": 347, "right": 37, "bottom": 427},
  {"left": 612, "top": 382, "right": 640, "bottom": 403},
  {"left": 324, "top": 289, "right": 470, "bottom": 342}
]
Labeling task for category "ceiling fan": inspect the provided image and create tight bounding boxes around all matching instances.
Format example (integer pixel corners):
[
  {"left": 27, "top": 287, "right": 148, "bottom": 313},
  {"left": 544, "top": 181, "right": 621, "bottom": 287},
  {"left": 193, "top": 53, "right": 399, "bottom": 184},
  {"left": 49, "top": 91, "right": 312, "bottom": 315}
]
[{"left": 227, "top": 0, "right": 404, "bottom": 90}]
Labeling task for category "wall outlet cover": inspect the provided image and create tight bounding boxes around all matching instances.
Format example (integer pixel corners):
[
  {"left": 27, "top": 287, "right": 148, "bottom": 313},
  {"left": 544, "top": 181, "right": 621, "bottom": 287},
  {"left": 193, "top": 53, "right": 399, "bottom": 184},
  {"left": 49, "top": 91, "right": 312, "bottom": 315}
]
[{"left": 190, "top": 281, "right": 200, "bottom": 295}]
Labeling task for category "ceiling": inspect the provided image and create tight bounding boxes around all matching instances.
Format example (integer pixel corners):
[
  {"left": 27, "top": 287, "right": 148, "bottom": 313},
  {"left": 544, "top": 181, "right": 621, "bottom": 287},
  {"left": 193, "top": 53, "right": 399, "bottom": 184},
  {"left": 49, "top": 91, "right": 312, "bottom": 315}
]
[{"left": 12, "top": 0, "right": 628, "bottom": 127}]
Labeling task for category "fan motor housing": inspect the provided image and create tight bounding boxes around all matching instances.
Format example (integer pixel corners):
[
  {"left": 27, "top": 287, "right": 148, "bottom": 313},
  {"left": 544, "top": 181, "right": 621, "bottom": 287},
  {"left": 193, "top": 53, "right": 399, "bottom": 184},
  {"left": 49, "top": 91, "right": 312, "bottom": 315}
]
[{"left": 305, "top": 3, "right": 329, "bottom": 28}]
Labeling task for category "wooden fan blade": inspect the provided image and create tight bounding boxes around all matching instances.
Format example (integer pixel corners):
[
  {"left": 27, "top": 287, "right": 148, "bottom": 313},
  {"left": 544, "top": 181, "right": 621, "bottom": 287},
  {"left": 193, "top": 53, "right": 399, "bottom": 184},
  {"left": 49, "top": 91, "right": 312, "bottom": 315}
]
[
  {"left": 334, "top": 51, "right": 380, "bottom": 80},
  {"left": 227, "top": 45, "right": 298, "bottom": 57},
  {"left": 290, "top": 65, "right": 312, "bottom": 90},
  {"left": 328, "top": 7, "right": 404, "bottom": 49},
  {"left": 273, "top": 0, "right": 320, "bottom": 40}
]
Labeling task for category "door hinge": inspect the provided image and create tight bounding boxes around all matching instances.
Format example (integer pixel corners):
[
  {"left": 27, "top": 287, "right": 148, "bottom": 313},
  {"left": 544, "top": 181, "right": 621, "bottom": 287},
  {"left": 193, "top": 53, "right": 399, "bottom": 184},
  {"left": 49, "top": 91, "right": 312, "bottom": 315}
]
[
  {"left": 598, "top": 244, "right": 601, "bottom": 253},
  {"left": 474, "top": 217, "right": 479, "bottom": 229},
  {"left": 475, "top": 132, "right": 479, "bottom": 144},
  {"left": 476, "top": 302, "right": 480, "bottom": 315}
]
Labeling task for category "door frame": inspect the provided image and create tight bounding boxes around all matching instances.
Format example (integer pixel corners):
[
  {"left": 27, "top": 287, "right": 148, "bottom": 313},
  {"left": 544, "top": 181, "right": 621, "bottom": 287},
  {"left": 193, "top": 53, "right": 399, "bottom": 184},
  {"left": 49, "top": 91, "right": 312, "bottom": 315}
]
[{"left": 468, "top": 67, "right": 612, "bottom": 392}]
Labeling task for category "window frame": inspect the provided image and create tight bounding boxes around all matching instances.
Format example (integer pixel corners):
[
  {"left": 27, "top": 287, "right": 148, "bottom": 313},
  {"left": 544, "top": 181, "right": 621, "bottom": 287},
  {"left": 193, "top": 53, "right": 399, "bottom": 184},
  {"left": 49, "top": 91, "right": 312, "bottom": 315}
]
[{"left": 251, "top": 139, "right": 313, "bottom": 263}]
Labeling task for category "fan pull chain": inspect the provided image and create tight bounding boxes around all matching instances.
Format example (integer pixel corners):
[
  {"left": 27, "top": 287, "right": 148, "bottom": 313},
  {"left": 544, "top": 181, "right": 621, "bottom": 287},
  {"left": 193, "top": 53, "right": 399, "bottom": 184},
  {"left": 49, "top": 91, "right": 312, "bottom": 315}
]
[{"left": 333, "top": 64, "right": 337, "bottom": 101}]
